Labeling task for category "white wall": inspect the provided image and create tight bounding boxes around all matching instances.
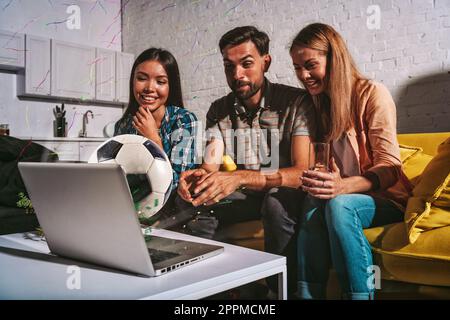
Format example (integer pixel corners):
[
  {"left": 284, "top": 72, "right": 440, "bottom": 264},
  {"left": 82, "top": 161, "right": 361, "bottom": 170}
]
[
  {"left": 122, "top": 0, "right": 450, "bottom": 134},
  {"left": 0, "top": 0, "right": 124, "bottom": 138}
]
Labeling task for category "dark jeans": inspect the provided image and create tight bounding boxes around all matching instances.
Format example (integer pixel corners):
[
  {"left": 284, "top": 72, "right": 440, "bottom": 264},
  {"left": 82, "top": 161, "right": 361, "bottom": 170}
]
[
  {"left": 261, "top": 187, "right": 306, "bottom": 295},
  {"left": 156, "top": 187, "right": 305, "bottom": 296},
  {"left": 156, "top": 190, "right": 265, "bottom": 239}
]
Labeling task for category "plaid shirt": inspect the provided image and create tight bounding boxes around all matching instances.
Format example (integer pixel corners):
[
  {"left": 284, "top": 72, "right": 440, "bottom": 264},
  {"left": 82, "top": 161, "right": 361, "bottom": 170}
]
[
  {"left": 206, "top": 78, "right": 312, "bottom": 170},
  {"left": 114, "top": 105, "right": 199, "bottom": 191}
]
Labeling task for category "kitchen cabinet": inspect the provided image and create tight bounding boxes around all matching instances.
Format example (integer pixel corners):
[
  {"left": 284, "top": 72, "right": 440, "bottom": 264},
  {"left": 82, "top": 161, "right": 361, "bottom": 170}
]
[
  {"left": 116, "top": 52, "right": 134, "bottom": 103},
  {"left": 17, "top": 34, "right": 51, "bottom": 96},
  {"left": 79, "top": 141, "right": 104, "bottom": 162},
  {"left": 95, "top": 48, "right": 116, "bottom": 102},
  {"left": 1, "top": 28, "right": 134, "bottom": 106},
  {"left": 27, "top": 138, "right": 106, "bottom": 162},
  {"left": 0, "top": 30, "right": 25, "bottom": 70},
  {"left": 51, "top": 40, "right": 96, "bottom": 100},
  {"left": 35, "top": 141, "right": 80, "bottom": 161}
]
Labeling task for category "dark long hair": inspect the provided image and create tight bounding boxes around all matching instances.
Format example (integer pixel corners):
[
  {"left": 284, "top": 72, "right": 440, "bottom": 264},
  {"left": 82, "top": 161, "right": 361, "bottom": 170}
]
[{"left": 123, "top": 48, "right": 184, "bottom": 118}]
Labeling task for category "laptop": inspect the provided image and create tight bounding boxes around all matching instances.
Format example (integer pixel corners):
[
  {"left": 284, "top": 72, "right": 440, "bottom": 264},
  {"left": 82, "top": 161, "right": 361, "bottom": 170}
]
[{"left": 18, "top": 162, "right": 224, "bottom": 277}]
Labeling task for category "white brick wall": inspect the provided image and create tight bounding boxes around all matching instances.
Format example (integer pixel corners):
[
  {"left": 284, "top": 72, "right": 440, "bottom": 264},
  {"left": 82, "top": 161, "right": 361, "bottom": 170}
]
[{"left": 122, "top": 0, "right": 450, "bottom": 133}]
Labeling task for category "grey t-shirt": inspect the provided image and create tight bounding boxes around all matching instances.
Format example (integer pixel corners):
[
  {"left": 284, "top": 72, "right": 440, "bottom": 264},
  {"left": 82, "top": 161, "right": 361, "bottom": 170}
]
[{"left": 206, "top": 79, "right": 313, "bottom": 171}]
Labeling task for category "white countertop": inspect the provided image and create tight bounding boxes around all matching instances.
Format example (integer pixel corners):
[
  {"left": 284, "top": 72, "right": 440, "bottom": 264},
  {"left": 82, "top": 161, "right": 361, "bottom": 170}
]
[{"left": 17, "top": 136, "right": 108, "bottom": 142}]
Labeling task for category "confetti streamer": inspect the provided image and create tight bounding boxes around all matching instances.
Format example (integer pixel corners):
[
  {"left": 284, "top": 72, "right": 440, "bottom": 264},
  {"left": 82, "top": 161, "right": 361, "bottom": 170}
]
[
  {"left": 89, "top": 0, "right": 98, "bottom": 13},
  {"left": 113, "top": 0, "right": 129, "bottom": 20},
  {"left": 78, "top": 58, "right": 103, "bottom": 87},
  {"left": 89, "top": 64, "right": 95, "bottom": 86},
  {"left": 17, "top": 140, "right": 33, "bottom": 161},
  {"left": 106, "top": 30, "right": 121, "bottom": 48},
  {"left": 159, "top": 3, "right": 176, "bottom": 12},
  {"left": 183, "top": 31, "right": 199, "bottom": 56},
  {"left": 3, "top": 17, "right": 40, "bottom": 48},
  {"left": 97, "top": 76, "right": 114, "bottom": 87},
  {"left": 67, "top": 111, "right": 82, "bottom": 134},
  {"left": 98, "top": 0, "right": 107, "bottom": 14},
  {"left": 102, "top": 0, "right": 130, "bottom": 36},
  {"left": 2, "top": 0, "right": 13, "bottom": 11},
  {"left": 46, "top": 18, "right": 69, "bottom": 26},
  {"left": 4, "top": 47, "right": 28, "bottom": 52},
  {"left": 225, "top": 0, "right": 244, "bottom": 16},
  {"left": 89, "top": 0, "right": 107, "bottom": 14},
  {"left": 25, "top": 105, "right": 30, "bottom": 130},
  {"left": 194, "top": 56, "right": 207, "bottom": 74},
  {"left": 102, "top": 17, "right": 119, "bottom": 36},
  {"left": 88, "top": 56, "right": 106, "bottom": 66},
  {"left": 89, "top": 1, "right": 98, "bottom": 13},
  {"left": 33, "top": 69, "right": 50, "bottom": 92}
]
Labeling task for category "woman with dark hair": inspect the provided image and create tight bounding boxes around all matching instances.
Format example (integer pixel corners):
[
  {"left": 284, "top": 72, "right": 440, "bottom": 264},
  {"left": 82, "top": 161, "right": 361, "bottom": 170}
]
[
  {"left": 289, "top": 23, "right": 413, "bottom": 300},
  {"left": 114, "top": 48, "right": 198, "bottom": 192}
]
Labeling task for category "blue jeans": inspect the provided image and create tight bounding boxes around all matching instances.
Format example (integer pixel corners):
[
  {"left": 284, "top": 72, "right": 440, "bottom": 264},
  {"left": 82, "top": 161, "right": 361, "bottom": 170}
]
[{"left": 296, "top": 194, "right": 404, "bottom": 300}]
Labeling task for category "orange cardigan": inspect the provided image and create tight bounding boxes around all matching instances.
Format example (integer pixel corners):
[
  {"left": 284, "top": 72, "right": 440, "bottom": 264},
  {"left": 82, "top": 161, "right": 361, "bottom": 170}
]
[{"left": 346, "top": 80, "right": 413, "bottom": 209}]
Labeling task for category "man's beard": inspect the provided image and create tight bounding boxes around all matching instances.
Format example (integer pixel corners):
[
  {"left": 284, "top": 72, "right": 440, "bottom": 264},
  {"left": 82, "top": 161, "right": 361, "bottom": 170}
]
[{"left": 232, "top": 80, "right": 262, "bottom": 100}]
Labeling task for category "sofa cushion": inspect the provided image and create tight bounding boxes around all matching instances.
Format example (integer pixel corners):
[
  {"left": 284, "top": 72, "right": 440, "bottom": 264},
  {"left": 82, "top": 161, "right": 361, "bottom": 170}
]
[
  {"left": 400, "top": 144, "right": 421, "bottom": 162},
  {"left": 215, "top": 220, "right": 264, "bottom": 251},
  {"left": 397, "top": 132, "right": 450, "bottom": 157},
  {"left": 404, "top": 138, "right": 450, "bottom": 243},
  {"left": 399, "top": 144, "right": 434, "bottom": 185},
  {"left": 364, "top": 223, "right": 450, "bottom": 286}
]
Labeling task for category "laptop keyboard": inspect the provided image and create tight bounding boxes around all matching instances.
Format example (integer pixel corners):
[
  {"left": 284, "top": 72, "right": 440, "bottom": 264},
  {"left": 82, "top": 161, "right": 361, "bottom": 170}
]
[{"left": 148, "top": 248, "right": 180, "bottom": 263}]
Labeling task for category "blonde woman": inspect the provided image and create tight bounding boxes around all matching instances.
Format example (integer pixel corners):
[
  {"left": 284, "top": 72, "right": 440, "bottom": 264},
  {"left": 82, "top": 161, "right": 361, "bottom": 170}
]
[{"left": 289, "top": 23, "right": 413, "bottom": 300}]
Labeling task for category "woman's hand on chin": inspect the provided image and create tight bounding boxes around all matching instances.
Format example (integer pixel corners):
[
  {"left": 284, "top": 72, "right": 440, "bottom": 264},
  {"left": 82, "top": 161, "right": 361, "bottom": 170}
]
[
  {"left": 133, "top": 106, "right": 159, "bottom": 137},
  {"left": 132, "top": 106, "right": 163, "bottom": 148}
]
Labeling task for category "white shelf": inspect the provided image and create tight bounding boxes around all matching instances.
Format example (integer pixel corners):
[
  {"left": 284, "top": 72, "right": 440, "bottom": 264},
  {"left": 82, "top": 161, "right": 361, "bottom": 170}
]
[{"left": 18, "top": 136, "right": 108, "bottom": 142}]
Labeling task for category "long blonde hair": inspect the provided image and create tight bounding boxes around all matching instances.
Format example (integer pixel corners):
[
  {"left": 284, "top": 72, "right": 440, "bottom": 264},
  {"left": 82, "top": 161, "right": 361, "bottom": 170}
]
[{"left": 290, "top": 23, "right": 366, "bottom": 142}]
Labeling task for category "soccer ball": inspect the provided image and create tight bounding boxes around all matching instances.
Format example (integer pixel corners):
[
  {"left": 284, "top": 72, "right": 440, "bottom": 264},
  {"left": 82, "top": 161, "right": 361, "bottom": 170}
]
[{"left": 88, "top": 134, "right": 173, "bottom": 218}]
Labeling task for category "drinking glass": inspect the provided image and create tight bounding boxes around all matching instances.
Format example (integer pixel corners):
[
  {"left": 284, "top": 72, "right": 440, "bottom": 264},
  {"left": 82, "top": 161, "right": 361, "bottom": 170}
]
[{"left": 308, "top": 142, "right": 330, "bottom": 172}]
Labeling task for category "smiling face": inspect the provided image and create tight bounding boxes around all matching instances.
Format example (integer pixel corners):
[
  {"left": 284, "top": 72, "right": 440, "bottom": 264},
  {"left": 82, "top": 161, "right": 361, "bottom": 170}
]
[
  {"left": 133, "top": 60, "right": 169, "bottom": 112},
  {"left": 290, "top": 45, "right": 328, "bottom": 96},
  {"left": 222, "top": 40, "right": 270, "bottom": 101}
]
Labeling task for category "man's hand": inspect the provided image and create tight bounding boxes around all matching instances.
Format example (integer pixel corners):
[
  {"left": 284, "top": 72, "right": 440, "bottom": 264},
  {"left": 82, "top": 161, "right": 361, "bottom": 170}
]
[
  {"left": 177, "top": 168, "right": 208, "bottom": 202},
  {"left": 191, "top": 171, "right": 242, "bottom": 207}
]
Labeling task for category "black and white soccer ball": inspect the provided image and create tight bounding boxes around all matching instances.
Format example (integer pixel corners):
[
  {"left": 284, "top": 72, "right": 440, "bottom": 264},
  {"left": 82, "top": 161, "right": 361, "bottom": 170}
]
[{"left": 88, "top": 134, "right": 173, "bottom": 218}]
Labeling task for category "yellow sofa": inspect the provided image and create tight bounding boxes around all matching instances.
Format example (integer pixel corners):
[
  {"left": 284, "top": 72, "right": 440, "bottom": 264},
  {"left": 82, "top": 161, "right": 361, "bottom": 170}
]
[
  {"left": 219, "top": 132, "right": 450, "bottom": 298},
  {"left": 364, "top": 132, "right": 450, "bottom": 298}
]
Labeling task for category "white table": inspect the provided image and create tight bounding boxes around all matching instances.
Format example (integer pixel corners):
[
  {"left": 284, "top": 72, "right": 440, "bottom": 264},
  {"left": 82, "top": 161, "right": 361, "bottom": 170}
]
[{"left": 0, "top": 229, "right": 286, "bottom": 300}]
